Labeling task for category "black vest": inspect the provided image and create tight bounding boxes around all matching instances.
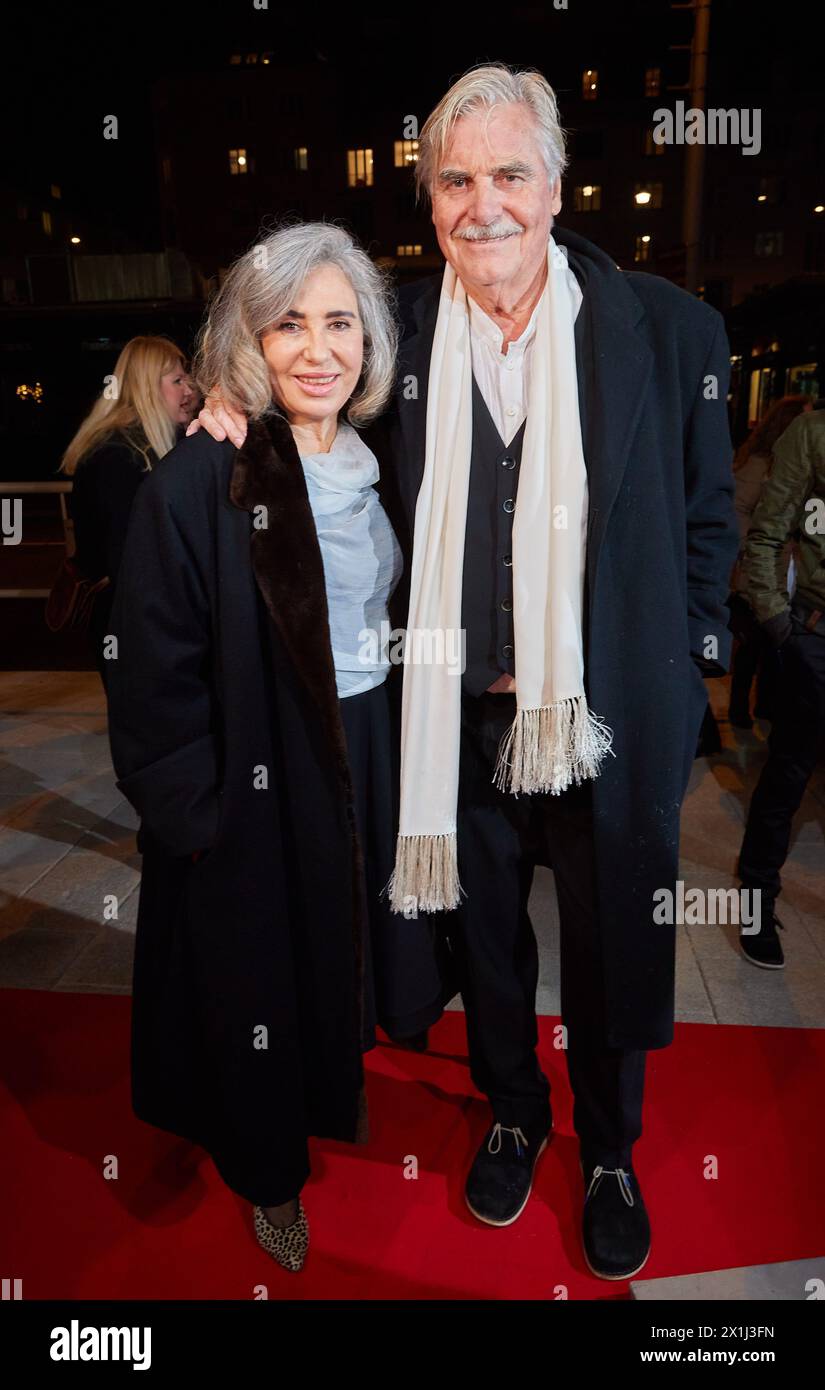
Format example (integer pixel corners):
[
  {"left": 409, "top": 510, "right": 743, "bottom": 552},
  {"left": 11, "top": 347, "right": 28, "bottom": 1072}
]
[
  {"left": 460, "top": 378, "right": 527, "bottom": 696},
  {"left": 459, "top": 291, "right": 590, "bottom": 697}
]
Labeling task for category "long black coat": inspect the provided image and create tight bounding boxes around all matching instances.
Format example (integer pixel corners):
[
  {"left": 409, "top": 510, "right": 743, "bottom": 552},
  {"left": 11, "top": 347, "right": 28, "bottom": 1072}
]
[
  {"left": 366, "top": 225, "right": 740, "bottom": 1052},
  {"left": 106, "top": 415, "right": 397, "bottom": 1204},
  {"left": 68, "top": 429, "right": 158, "bottom": 671}
]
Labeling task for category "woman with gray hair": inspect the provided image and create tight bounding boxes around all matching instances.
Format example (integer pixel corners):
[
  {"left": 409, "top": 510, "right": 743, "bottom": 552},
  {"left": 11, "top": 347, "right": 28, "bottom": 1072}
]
[{"left": 105, "top": 221, "right": 451, "bottom": 1273}]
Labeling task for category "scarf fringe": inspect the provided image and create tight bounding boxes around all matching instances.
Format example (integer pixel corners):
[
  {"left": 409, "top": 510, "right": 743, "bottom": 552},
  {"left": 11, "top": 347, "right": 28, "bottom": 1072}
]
[
  {"left": 386, "top": 831, "right": 463, "bottom": 915},
  {"left": 493, "top": 695, "right": 615, "bottom": 795}
]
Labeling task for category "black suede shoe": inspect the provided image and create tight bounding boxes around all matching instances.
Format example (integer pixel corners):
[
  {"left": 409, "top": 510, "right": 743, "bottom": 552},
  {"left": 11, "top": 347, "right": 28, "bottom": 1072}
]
[
  {"left": 740, "top": 901, "right": 785, "bottom": 969},
  {"left": 581, "top": 1161, "right": 651, "bottom": 1280},
  {"left": 465, "top": 1118, "right": 551, "bottom": 1227}
]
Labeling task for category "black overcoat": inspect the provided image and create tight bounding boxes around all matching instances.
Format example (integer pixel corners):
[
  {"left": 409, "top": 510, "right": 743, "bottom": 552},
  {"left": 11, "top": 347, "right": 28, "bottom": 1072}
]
[
  {"left": 366, "top": 225, "right": 741, "bottom": 1052},
  {"left": 106, "top": 413, "right": 403, "bottom": 1205}
]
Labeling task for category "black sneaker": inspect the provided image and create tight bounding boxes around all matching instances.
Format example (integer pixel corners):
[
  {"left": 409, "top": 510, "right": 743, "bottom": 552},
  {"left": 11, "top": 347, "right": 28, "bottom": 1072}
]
[
  {"left": 581, "top": 1161, "right": 651, "bottom": 1280},
  {"left": 740, "top": 901, "right": 785, "bottom": 969},
  {"left": 465, "top": 1118, "right": 551, "bottom": 1227}
]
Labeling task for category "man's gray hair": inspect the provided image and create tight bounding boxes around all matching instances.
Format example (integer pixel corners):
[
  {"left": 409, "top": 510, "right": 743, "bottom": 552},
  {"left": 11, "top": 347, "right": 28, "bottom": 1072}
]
[
  {"left": 194, "top": 221, "right": 398, "bottom": 427},
  {"left": 414, "top": 63, "right": 568, "bottom": 204}
]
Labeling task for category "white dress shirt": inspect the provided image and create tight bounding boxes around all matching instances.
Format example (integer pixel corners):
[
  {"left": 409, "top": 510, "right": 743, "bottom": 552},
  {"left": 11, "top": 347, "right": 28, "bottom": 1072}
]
[{"left": 467, "top": 245, "right": 584, "bottom": 446}]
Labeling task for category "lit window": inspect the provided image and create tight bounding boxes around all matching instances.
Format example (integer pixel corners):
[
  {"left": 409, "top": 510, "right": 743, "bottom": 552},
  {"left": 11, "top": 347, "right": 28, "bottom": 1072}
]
[
  {"left": 634, "top": 182, "right": 663, "bottom": 208},
  {"left": 786, "top": 362, "right": 819, "bottom": 396},
  {"left": 643, "top": 129, "right": 666, "bottom": 157},
  {"left": 396, "top": 244, "right": 422, "bottom": 256},
  {"left": 347, "top": 149, "right": 374, "bottom": 188},
  {"left": 162, "top": 157, "right": 172, "bottom": 184},
  {"left": 229, "top": 148, "right": 249, "bottom": 175},
  {"left": 394, "top": 139, "right": 419, "bottom": 167},
  {"left": 644, "top": 67, "right": 661, "bottom": 97},
  {"left": 294, "top": 147, "right": 308, "bottom": 171},
  {"left": 245, "top": 53, "right": 258, "bottom": 64},
  {"left": 261, "top": 52, "right": 273, "bottom": 65},
  {"left": 634, "top": 234, "right": 652, "bottom": 263},
  {"left": 50, "top": 184, "right": 61, "bottom": 200},
  {"left": 230, "top": 54, "right": 241, "bottom": 65},
  {"left": 582, "top": 69, "right": 598, "bottom": 100},
  {"left": 573, "top": 183, "right": 601, "bottom": 212},
  {"left": 41, "top": 210, "right": 52, "bottom": 236}
]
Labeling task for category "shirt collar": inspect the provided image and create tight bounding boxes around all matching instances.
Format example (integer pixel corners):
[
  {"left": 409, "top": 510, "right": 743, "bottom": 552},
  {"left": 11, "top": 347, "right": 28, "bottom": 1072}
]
[
  {"left": 467, "top": 288, "right": 544, "bottom": 358},
  {"left": 466, "top": 242, "right": 584, "bottom": 357}
]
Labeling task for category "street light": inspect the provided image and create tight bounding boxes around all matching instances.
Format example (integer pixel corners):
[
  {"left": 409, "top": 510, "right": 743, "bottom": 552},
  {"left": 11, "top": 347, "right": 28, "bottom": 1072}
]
[
  {"left": 70, "top": 235, "right": 81, "bottom": 245},
  {"left": 635, "top": 190, "right": 651, "bottom": 206}
]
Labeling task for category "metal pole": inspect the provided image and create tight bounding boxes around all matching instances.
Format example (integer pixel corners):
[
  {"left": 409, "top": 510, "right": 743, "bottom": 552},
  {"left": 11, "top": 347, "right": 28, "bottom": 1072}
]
[{"left": 683, "top": 0, "right": 712, "bottom": 294}]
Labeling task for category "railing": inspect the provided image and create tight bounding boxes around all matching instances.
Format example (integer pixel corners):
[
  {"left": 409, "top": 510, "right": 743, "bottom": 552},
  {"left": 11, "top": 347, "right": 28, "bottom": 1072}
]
[{"left": 0, "top": 481, "right": 72, "bottom": 598}]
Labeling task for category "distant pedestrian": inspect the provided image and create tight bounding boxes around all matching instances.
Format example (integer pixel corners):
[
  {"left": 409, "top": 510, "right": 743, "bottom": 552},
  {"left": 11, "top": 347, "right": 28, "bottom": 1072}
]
[
  {"left": 727, "top": 396, "right": 811, "bottom": 727},
  {"left": 737, "top": 409, "right": 825, "bottom": 967},
  {"left": 59, "top": 336, "right": 195, "bottom": 687}
]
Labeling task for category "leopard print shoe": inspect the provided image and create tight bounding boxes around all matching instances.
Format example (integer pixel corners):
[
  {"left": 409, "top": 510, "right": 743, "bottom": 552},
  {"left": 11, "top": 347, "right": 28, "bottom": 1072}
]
[{"left": 253, "top": 1200, "right": 309, "bottom": 1272}]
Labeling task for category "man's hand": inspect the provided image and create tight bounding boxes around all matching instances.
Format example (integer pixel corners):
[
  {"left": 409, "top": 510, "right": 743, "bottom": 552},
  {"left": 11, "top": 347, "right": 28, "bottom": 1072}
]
[{"left": 185, "top": 392, "right": 248, "bottom": 449}]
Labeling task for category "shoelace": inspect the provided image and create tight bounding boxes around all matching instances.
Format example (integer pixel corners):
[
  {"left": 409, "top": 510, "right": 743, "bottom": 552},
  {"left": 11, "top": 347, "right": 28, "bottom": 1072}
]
[
  {"left": 585, "top": 1165, "right": 635, "bottom": 1207},
  {"left": 487, "top": 1123, "right": 529, "bottom": 1157}
]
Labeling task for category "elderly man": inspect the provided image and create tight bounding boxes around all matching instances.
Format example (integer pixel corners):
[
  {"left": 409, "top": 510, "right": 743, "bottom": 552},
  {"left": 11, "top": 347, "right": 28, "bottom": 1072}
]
[{"left": 193, "top": 63, "right": 739, "bottom": 1281}]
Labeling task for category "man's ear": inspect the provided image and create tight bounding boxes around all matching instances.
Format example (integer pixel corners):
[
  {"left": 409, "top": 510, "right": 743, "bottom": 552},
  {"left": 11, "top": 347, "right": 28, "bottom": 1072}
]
[{"left": 550, "top": 175, "right": 562, "bottom": 217}]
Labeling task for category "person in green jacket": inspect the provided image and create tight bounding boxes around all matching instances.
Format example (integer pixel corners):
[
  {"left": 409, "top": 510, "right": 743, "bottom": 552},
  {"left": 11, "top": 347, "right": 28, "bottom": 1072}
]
[{"left": 737, "top": 408, "right": 825, "bottom": 967}]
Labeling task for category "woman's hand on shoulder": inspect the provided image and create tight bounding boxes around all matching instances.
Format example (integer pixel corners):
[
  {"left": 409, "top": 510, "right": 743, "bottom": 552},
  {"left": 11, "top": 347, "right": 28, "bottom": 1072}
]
[{"left": 185, "top": 390, "right": 248, "bottom": 449}]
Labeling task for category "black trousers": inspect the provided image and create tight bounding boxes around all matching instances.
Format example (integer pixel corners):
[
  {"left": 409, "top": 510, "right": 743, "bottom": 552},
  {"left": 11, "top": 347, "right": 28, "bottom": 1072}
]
[
  {"left": 448, "top": 690, "right": 646, "bottom": 1170},
  {"left": 728, "top": 592, "right": 781, "bottom": 721},
  {"left": 339, "top": 679, "right": 453, "bottom": 1050},
  {"left": 739, "top": 600, "right": 825, "bottom": 902}
]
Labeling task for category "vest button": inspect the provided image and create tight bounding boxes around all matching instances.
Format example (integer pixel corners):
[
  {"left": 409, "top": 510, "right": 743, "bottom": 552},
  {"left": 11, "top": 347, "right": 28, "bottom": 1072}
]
[
  {"left": 501, "top": 455, "right": 516, "bottom": 469},
  {"left": 503, "top": 498, "right": 515, "bottom": 514},
  {"left": 503, "top": 554, "right": 512, "bottom": 566},
  {"left": 501, "top": 599, "right": 513, "bottom": 613},
  {"left": 502, "top": 644, "right": 514, "bottom": 659}
]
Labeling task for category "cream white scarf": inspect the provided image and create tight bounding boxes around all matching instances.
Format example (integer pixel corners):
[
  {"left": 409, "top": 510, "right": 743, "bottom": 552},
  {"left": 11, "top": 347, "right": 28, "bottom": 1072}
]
[{"left": 387, "top": 234, "right": 614, "bottom": 916}]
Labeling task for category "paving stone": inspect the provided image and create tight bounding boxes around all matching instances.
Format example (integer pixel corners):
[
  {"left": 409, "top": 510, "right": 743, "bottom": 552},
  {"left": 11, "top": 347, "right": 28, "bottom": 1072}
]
[
  {"left": 632, "top": 1256, "right": 825, "bottom": 1300},
  {"left": 0, "top": 924, "right": 98, "bottom": 988},
  {"left": 57, "top": 924, "right": 136, "bottom": 989}
]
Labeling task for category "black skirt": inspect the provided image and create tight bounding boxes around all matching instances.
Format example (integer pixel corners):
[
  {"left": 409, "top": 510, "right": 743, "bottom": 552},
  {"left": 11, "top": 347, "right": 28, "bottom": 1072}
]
[{"left": 338, "top": 679, "right": 455, "bottom": 1048}]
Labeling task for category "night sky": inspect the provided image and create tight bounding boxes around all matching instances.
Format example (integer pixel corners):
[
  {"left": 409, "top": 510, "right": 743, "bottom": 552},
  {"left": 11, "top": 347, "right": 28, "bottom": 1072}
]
[{"left": 5, "top": 0, "right": 821, "bottom": 254}]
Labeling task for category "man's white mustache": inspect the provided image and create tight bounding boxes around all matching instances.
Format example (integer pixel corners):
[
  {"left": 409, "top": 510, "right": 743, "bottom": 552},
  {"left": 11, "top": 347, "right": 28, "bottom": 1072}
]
[{"left": 453, "top": 221, "right": 524, "bottom": 241}]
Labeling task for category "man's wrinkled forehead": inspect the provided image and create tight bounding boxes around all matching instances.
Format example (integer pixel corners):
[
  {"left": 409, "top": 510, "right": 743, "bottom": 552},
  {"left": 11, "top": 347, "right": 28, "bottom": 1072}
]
[{"left": 435, "top": 107, "right": 544, "bottom": 184}]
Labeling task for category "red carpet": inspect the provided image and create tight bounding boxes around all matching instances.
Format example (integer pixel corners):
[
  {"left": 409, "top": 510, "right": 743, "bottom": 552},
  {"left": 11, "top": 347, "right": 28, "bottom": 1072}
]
[{"left": 1, "top": 989, "right": 822, "bottom": 1300}]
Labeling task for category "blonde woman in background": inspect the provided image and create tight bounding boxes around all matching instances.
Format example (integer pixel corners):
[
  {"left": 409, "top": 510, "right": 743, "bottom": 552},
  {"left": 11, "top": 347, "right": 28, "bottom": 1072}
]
[{"left": 59, "top": 335, "right": 196, "bottom": 687}]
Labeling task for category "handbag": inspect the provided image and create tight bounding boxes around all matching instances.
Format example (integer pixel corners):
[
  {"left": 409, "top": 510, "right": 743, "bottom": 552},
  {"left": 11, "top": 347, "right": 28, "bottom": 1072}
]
[{"left": 45, "top": 556, "right": 110, "bottom": 633}]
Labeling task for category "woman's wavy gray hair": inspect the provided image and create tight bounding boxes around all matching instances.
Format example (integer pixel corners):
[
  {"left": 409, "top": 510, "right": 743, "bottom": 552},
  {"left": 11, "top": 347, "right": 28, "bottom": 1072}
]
[
  {"left": 414, "top": 63, "right": 569, "bottom": 205},
  {"left": 193, "top": 221, "right": 398, "bottom": 427}
]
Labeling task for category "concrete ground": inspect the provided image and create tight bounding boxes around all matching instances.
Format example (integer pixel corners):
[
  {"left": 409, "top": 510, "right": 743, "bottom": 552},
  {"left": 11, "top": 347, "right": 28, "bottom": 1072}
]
[{"left": 1, "top": 670, "right": 823, "bottom": 1018}]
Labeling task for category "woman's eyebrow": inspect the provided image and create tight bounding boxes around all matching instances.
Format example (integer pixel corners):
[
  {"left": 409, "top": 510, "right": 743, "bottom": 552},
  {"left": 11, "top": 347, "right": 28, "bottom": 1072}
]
[{"left": 281, "top": 309, "right": 357, "bottom": 318}]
